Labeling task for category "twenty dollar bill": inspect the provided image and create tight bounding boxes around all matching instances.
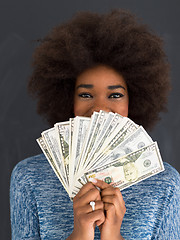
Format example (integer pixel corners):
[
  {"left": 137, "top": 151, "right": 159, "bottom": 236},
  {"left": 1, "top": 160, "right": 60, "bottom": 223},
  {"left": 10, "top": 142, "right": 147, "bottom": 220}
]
[{"left": 85, "top": 142, "right": 164, "bottom": 191}]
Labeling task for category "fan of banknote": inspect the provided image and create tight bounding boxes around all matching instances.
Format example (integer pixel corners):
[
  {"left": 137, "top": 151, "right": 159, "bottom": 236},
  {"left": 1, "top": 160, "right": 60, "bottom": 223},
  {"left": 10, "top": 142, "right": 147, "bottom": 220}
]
[{"left": 37, "top": 110, "right": 164, "bottom": 199}]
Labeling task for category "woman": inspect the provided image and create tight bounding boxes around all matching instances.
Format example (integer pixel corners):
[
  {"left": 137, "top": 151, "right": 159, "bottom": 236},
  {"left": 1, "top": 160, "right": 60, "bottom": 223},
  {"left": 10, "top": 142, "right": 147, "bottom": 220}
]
[{"left": 10, "top": 10, "right": 180, "bottom": 239}]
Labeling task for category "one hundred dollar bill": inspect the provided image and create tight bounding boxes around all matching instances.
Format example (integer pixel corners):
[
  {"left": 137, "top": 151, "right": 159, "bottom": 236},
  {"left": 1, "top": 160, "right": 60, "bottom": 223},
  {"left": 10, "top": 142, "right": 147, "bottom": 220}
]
[
  {"left": 55, "top": 121, "right": 70, "bottom": 183},
  {"left": 82, "top": 110, "right": 110, "bottom": 166},
  {"left": 69, "top": 116, "right": 90, "bottom": 193},
  {"left": 41, "top": 127, "right": 67, "bottom": 186},
  {"left": 92, "top": 126, "right": 153, "bottom": 169},
  {"left": 84, "top": 111, "right": 115, "bottom": 169},
  {"left": 88, "top": 118, "right": 138, "bottom": 169},
  {"left": 76, "top": 112, "right": 99, "bottom": 172},
  {"left": 88, "top": 112, "right": 124, "bottom": 159}
]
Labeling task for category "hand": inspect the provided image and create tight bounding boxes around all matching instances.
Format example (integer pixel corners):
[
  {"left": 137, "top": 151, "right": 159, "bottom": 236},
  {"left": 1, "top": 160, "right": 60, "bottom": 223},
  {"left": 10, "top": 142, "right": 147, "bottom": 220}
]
[
  {"left": 91, "top": 179, "right": 126, "bottom": 240},
  {"left": 69, "top": 182, "right": 105, "bottom": 240}
]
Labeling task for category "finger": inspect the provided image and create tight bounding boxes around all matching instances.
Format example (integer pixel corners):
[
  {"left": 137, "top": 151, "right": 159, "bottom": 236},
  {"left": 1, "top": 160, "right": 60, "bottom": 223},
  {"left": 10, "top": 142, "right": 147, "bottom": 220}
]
[
  {"left": 86, "top": 200, "right": 104, "bottom": 213},
  {"left": 87, "top": 209, "right": 105, "bottom": 226},
  {"left": 102, "top": 190, "right": 125, "bottom": 209},
  {"left": 95, "top": 213, "right": 105, "bottom": 227},
  {"left": 101, "top": 187, "right": 125, "bottom": 209},
  {"left": 75, "top": 182, "right": 94, "bottom": 197},
  {"left": 74, "top": 187, "right": 101, "bottom": 208},
  {"left": 103, "top": 195, "right": 126, "bottom": 217},
  {"left": 74, "top": 200, "right": 104, "bottom": 218},
  {"left": 100, "top": 186, "right": 116, "bottom": 196},
  {"left": 89, "top": 178, "right": 110, "bottom": 190},
  {"left": 74, "top": 182, "right": 96, "bottom": 199},
  {"left": 89, "top": 200, "right": 104, "bottom": 213},
  {"left": 104, "top": 202, "right": 116, "bottom": 213},
  {"left": 74, "top": 209, "right": 105, "bottom": 229},
  {"left": 89, "top": 179, "right": 125, "bottom": 205},
  {"left": 102, "top": 195, "right": 119, "bottom": 208},
  {"left": 101, "top": 187, "right": 123, "bottom": 201}
]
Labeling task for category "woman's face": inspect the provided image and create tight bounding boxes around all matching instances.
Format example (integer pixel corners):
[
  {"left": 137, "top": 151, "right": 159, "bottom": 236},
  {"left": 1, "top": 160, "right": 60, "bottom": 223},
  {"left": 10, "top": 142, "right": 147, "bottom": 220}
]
[{"left": 74, "top": 65, "right": 129, "bottom": 117}]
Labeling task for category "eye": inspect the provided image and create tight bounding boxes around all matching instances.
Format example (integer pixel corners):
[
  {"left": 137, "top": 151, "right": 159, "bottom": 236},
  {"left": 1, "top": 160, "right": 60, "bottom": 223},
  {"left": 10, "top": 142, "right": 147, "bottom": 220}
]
[
  {"left": 108, "top": 93, "right": 124, "bottom": 99},
  {"left": 78, "top": 92, "right": 93, "bottom": 98}
]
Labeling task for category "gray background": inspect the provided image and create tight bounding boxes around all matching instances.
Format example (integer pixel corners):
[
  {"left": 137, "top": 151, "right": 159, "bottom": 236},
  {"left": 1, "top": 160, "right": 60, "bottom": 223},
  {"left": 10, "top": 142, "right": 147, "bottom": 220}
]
[{"left": 0, "top": 0, "right": 179, "bottom": 239}]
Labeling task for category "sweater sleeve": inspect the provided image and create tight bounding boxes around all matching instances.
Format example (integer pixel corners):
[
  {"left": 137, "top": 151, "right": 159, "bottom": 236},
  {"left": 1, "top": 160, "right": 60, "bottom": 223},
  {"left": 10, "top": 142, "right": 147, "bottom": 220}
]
[
  {"left": 10, "top": 162, "right": 41, "bottom": 239},
  {"left": 158, "top": 193, "right": 180, "bottom": 239},
  {"left": 157, "top": 166, "right": 180, "bottom": 240}
]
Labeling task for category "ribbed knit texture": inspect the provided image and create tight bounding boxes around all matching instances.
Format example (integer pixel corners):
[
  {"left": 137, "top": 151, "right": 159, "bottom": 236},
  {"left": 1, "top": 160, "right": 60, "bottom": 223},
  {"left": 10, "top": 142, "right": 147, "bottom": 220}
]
[{"left": 10, "top": 154, "right": 180, "bottom": 239}]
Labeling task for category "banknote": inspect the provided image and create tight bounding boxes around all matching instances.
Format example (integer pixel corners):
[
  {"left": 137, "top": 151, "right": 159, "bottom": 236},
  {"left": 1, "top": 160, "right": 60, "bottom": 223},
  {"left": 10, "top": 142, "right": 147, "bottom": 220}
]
[
  {"left": 37, "top": 111, "right": 164, "bottom": 199},
  {"left": 88, "top": 119, "right": 138, "bottom": 169},
  {"left": 69, "top": 116, "right": 90, "bottom": 191},
  {"left": 37, "top": 137, "right": 68, "bottom": 193},
  {"left": 83, "top": 111, "right": 115, "bottom": 168},
  {"left": 92, "top": 126, "right": 153, "bottom": 169},
  {"left": 76, "top": 112, "right": 99, "bottom": 172},
  {"left": 81, "top": 111, "right": 111, "bottom": 168},
  {"left": 55, "top": 121, "right": 70, "bottom": 183},
  {"left": 84, "top": 114, "right": 125, "bottom": 169},
  {"left": 41, "top": 127, "right": 67, "bottom": 185},
  {"left": 85, "top": 142, "right": 164, "bottom": 191},
  {"left": 72, "top": 121, "right": 141, "bottom": 195},
  {"left": 69, "top": 118, "right": 74, "bottom": 161},
  {"left": 89, "top": 112, "right": 124, "bottom": 156}
]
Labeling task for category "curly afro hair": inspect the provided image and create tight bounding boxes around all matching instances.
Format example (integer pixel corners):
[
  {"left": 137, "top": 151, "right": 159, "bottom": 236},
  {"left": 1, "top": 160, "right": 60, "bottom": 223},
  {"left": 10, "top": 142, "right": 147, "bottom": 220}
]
[{"left": 28, "top": 9, "right": 171, "bottom": 130}]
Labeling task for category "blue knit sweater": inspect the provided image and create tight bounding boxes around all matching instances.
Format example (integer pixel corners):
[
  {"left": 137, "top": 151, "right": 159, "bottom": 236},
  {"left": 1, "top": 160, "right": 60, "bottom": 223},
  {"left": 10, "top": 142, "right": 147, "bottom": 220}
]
[{"left": 10, "top": 154, "right": 180, "bottom": 239}]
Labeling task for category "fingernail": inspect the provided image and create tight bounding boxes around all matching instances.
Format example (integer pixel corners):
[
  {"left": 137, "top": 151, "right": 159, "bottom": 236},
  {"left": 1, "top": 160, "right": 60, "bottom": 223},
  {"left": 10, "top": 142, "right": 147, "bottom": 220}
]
[{"left": 89, "top": 178, "right": 97, "bottom": 184}]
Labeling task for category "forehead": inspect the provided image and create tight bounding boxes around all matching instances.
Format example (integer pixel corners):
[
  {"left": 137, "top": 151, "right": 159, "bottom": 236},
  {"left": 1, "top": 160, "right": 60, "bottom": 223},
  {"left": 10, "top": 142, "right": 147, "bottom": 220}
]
[{"left": 76, "top": 65, "right": 127, "bottom": 87}]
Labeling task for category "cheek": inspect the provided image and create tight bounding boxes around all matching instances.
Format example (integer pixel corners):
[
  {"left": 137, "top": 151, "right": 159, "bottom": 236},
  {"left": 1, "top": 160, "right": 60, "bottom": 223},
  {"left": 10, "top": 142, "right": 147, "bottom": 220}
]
[
  {"left": 123, "top": 104, "right": 129, "bottom": 117},
  {"left": 115, "top": 102, "right": 129, "bottom": 117},
  {"left": 73, "top": 98, "right": 80, "bottom": 116},
  {"left": 73, "top": 98, "right": 87, "bottom": 117},
  {"left": 74, "top": 105, "right": 81, "bottom": 117},
  {"left": 74, "top": 100, "right": 93, "bottom": 117},
  {"left": 122, "top": 98, "right": 129, "bottom": 117}
]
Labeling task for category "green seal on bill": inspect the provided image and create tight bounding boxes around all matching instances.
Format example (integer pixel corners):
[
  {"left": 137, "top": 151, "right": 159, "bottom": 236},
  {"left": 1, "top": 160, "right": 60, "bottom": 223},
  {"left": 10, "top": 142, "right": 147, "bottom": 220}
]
[
  {"left": 104, "top": 177, "right": 112, "bottom": 184},
  {"left": 143, "top": 159, "right": 151, "bottom": 167}
]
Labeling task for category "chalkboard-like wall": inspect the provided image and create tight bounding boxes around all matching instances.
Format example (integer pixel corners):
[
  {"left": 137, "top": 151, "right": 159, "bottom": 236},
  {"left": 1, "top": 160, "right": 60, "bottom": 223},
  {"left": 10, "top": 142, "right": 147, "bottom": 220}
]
[{"left": 0, "top": 1, "right": 179, "bottom": 239}]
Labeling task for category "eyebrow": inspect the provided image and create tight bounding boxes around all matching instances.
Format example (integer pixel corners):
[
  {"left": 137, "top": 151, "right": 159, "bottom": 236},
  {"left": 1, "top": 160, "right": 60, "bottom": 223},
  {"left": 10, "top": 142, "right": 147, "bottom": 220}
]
[
  {"left": 108, "top": 85, "right": 126, "bottom": 90},
  {"left": 76, "top": 84, "right": 93, "bottom": 89},
  {"left": 76, "top": 84, "right": 126, "bottom": 90}
]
